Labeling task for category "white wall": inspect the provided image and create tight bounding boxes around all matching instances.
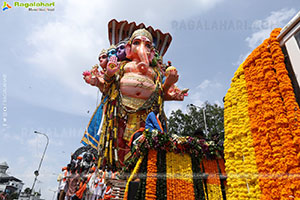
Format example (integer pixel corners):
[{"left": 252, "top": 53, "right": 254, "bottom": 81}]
[{"left": 286, "top": 36, "right": 300, "bottom": 85}]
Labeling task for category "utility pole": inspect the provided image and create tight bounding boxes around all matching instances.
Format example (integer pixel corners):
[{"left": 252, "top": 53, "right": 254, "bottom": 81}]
[
  {"left": 31, "top": 131, "right": 49, "bottom": 196},
  {"left": 189, "top": 104, "right": 209, "bottom": 135}
]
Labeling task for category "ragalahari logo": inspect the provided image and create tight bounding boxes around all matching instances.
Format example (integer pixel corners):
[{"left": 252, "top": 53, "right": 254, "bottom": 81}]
[{"left": 2, "top": 2, "right": 12, "bottom": 11}]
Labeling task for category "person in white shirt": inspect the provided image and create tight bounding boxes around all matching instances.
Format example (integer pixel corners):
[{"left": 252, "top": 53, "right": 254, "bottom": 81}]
[
  {"left": 85, "top": 167, "right": 96, "bottom": 200},
  {"left": 92, "top": 171, "right": 104, "bottom": 200},
  {"left": 58, "top": 165, "right": 70, "bottom": 200}
]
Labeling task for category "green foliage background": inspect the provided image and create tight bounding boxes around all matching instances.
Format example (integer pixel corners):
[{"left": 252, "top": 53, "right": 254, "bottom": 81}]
[{"left": 167, "top": 102, "right": 224, "bottom": 142}]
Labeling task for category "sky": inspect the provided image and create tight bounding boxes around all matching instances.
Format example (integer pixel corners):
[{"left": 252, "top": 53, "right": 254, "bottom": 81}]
[{"left": 1, "top": 0, "right": 299, "bottom": 199}]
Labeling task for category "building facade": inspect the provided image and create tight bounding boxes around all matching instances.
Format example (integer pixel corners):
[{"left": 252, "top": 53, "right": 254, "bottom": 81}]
[{"left": 0, "top": 162, "right": 24, "bottom": 197}]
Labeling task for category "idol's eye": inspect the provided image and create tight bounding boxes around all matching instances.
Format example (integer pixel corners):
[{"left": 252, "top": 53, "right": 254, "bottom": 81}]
[
  {"left": 146, "top": 43, "right": 151, "bottom": 49},
  {"left": 133, "top": 40, "right": 140, "bottom": 45}
]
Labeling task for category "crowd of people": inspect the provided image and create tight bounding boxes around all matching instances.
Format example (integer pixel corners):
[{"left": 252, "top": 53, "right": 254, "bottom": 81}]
[{"left": 57, "top": 157, "right": 120, "bottom": 200}]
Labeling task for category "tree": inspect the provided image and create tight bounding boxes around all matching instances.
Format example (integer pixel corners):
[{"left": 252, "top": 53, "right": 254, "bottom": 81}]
[{"left": 167, "top": 101, "right": 224, "bottom": 141}]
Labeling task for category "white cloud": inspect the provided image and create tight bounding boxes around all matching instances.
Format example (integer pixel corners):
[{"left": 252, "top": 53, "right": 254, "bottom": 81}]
[
  {"left": 164, "top": 101, "right": 186, "bottom": 117},
  {"left": 191, "top": 79, "right": 224, "bottom": 107},
  {"left": 197, "top": 79, "right": 222, "bottom": 90},
  {"left": 197, "top": 80, "right": 210, "bottom": 89},
  {"left": 190, "top": 90, "right": 205, "bottom": 107},
  {"left": 246, "top": 8, "right": 296, "bottom": 49},
  {"left": 232, "top": 8, "right": 296, "bottom": 67}
]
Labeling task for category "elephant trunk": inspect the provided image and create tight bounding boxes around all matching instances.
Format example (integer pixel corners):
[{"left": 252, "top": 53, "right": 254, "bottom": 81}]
[{"left": 136, "top": 43, "right": 149, "bottom": 74}]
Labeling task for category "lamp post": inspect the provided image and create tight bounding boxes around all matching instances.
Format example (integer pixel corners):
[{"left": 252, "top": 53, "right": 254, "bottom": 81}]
[
  {"left": 189, "top": 104, "right": 209, "bottom": 135},
  {"left": 202, "top": 108, "right": 209, "bottom": 135},
  {"left": 31, "top": 131, "right": 49, "bottom": 196}
]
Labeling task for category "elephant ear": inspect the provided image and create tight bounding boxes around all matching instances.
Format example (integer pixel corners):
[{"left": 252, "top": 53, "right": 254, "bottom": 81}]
[
  {"left": 151, "top": 56, "right": 157, "bottom": 66},
  {"left": 149, "top": 49, "right": 155, "bottom": 63},
  {"left": 125, "top": 43, "right": 132, "bottom": 60}
]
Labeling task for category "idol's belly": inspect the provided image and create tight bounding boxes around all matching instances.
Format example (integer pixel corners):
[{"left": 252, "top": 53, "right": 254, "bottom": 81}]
[{"left": 120, "top": 73, "right": 155, "bottom": 100}]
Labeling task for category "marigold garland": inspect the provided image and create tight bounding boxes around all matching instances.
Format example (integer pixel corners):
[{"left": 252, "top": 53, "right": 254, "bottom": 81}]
[
  {"left": 224, "top": 63, "right": 261, "bottom": 200},
  {"left": 269, "top": 29, "right": 300, "bottom": 199},
  {"left": 225, "top": 27, "right": 300, "bottom": 200},
  {"left": 242, "top": 28, "right": 300, "bottom": 199},
  {"left": 206, "top": 184, "right": 222, "bottom": 200},
  {"left": 145, "top": 149, "right": 158, "bottom": 200},
  {"left": 166, "top": 152, "right": 195, "bottom": 200},
  {"left": 202, "top": 158, "right": 221, "bottom": 185}
]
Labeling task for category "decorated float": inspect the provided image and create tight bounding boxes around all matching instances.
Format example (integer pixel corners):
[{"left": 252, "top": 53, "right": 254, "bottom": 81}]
[{"left": 61, "top": 10, "right": 300, "bottom": 200}]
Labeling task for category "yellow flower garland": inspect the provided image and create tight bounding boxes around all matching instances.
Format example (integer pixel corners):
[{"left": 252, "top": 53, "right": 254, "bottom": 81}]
[
  {"left": 224, "top": 63, "right": 261, "bottom": 200},
  {"left": 206, "top": 184, "right": 222, "bottom": 200},
  {"left": 166, "top": 152, "right": 194, "bottom": 200},
  {"left": 123, "top": 156, "right": 144, "bottom": 200}
]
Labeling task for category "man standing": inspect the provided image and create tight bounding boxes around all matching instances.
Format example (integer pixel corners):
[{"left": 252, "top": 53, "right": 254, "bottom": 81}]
[
  {"left": 66, "top": 167, "right": 80, "bottom": 200},
  {"left": 58, "top": 165, "right": 70, "bottom": 200}
]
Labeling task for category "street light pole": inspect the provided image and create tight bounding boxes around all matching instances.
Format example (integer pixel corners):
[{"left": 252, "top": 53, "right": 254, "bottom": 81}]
[
  {"left": 202, "top": 108, "right": 208, "bottom": 136},
  {"left": 31, "top": 131, "right": 49, "bottom": 196},
  {"left": 189, "top": 104, "right": 209, "bottom": 135}
]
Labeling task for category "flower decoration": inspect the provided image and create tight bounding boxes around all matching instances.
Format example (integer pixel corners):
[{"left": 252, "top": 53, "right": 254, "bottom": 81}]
[{"left": 224, "top": 28, "right": 300, "bottom": 199}]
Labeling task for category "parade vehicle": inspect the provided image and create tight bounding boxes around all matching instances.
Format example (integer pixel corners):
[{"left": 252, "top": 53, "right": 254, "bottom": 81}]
[{"left": 62, "top": 11, "right": 300, "bottom": 200}]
